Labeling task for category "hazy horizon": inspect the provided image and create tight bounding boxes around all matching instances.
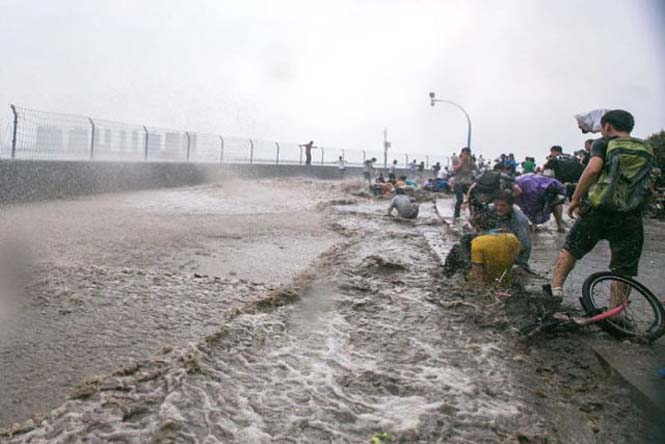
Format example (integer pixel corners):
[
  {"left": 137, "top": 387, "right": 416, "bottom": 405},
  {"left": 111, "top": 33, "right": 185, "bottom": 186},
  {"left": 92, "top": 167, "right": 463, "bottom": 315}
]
[{"left": 1, "top": 0, "right": 664, "bottom": 163}]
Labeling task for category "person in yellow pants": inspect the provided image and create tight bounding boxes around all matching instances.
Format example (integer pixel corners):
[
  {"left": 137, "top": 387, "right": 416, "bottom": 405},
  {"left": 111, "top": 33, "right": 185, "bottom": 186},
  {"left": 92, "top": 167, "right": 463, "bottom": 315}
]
[{"left": 470, "top": 229, "right": 522, "bottom": 284}]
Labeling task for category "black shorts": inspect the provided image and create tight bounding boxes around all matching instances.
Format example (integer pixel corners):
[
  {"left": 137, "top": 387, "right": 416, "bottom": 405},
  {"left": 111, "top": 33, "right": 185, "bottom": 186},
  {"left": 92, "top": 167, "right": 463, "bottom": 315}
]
[{"left": 562, "top": 208, "right": 644, "bottom": 276}]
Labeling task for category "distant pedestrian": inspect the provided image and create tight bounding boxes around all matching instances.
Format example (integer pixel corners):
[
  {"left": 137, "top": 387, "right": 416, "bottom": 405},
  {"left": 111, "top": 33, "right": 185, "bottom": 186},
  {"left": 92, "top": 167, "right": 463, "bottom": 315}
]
[
  {"left": 521, "top": 156, "right": 535, "bottom": 174},
  {"left": 418, "top": 161, "right": 425, "bottom": 183},
  {"left": 453, "top": 147, "right": 477, "bottom": 219},
  {"left": 409, "top": 160, "right": 417, "bottom": 179},
  {"left": 363, "top": 157, "right": 377, "bottom": 185},
  {"left": 337, "top": 156, "right": 346, "bottom": 177},
  {"left": 432, "top": 162, "right": 441, "bottom": 178},
  {"left": 389, "top": 159, "right": 398, "bottom": 181},
  {"left": 299, "top": 141, "right": 316, "bottom": 166}
]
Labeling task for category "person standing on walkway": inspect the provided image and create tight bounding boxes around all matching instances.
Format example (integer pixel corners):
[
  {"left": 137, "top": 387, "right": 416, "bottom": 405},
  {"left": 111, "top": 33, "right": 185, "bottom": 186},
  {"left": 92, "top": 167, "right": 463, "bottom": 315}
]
[
  {"left": 299, "top": 141, "right": 316, "bottom": 166},
  {"left": 337, "top": 156, "right": 346, "bottom": 178},
  {"left": 453, "top": 147, "right": 477, "bottom": 219},
  {"left": 363, "top": 157, "right": 377, "bottom": 185},
  {"left": 550, "top": 110, "right": 654, "bottom": 302},
  {"left": 389, "top": 159, "right": 398, "bottom": 181},
  {"left": 409, "top": 160, "right": 417, "bottom": 180}
]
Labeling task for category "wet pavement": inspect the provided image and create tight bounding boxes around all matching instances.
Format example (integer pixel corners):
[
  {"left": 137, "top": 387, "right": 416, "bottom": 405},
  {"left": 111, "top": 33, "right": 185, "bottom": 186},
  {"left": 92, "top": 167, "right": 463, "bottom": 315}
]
[{"left": 1, "top": 180, "right": 664, "bottom": 443}]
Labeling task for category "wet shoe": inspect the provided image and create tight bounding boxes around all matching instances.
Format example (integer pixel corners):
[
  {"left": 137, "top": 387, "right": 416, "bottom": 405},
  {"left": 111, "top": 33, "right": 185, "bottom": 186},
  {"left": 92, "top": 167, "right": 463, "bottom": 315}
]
[{"left": 550, "top": 287, "right": 564, "bottom": 305}]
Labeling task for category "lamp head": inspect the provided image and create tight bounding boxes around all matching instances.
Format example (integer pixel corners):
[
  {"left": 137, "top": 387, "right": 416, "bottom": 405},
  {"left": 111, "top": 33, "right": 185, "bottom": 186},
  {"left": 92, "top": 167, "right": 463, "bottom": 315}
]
[{"left": 429, "top": 91, "right": 436, "bottom": 106}]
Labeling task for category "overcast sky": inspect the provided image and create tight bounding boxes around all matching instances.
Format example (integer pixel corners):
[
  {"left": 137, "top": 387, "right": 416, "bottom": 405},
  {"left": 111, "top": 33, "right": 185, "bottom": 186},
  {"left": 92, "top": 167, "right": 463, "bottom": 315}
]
[{"left": 1, "top": 0, "right": 664, "bottom": 162}]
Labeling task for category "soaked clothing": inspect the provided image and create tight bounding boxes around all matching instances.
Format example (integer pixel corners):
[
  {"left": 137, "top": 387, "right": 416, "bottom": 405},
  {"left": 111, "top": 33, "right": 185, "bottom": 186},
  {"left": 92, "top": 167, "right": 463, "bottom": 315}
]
[
  {"left": 488, "top": 204, "right": 532, "bottom": 269},
  {"left": 454, "top": 159, "right": 476, "bottom": 186},
  {"left": 470, "top": 232, "right": 522, "bottom": 282},
  {"left": 515, "top": 175, "right": 565, "bottom": 224},
  {"left": 563, "top": 207, "right": 643, "bottom": 277},
  {"left": 561, "top": 135, "right": 647, "bottom": 276},
  {"left": 388, "top": 195, "right": 419, "bottom": 219}
]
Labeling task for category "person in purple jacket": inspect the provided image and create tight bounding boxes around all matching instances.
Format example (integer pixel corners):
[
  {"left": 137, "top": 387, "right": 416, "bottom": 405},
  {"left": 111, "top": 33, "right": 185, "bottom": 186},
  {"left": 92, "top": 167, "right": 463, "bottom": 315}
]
[{"left": 514, "top": 174, "right": 567, "bottom": 232}]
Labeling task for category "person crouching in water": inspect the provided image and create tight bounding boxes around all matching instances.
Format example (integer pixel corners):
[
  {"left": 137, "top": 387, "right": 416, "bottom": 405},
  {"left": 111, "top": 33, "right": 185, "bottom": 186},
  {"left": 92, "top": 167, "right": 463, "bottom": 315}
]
[
  {"left": 486, "top": 190, "right": 532, "bottom": 272},
  {"left": 387, "top": 188, "right": 419, "bottom": 219},
  {"left": 514, "top": 174, "right": 567, "bottom": 232},
  {"left": 441, "top": 209, "right": 521, "bottom": 284}
]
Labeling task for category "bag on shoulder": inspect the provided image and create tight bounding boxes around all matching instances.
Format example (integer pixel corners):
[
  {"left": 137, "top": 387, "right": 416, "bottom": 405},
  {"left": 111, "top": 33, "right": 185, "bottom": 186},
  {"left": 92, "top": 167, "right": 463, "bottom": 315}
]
[
  {"left": 588, "top": 137, "right": 654, "bottom": 212},
  {"left": 555, "top": 155, "right": 584, "bottom": 183}
]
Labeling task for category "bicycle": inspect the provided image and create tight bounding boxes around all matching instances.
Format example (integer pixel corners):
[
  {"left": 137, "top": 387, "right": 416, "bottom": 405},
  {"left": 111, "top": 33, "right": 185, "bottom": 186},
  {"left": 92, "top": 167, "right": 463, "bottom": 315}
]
[{"left": 504, "top": 271, "right": 665, "bottom": 343}]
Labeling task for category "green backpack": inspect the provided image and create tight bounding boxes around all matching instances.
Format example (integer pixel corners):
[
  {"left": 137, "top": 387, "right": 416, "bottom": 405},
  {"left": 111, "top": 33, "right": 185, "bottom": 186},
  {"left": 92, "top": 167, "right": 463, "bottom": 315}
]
[{"left": 587, "top": 137, "right": 654, "bottom": 212}]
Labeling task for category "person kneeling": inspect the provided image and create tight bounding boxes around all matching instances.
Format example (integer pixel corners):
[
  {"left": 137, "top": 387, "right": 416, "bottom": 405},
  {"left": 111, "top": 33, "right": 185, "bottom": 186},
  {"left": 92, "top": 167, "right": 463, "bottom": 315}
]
[
  {"left": 470, "top": 227, "right": 522, "bottom": 284},
  {"left": 387, "top": 188, "right": 419, "bottom": 219}
]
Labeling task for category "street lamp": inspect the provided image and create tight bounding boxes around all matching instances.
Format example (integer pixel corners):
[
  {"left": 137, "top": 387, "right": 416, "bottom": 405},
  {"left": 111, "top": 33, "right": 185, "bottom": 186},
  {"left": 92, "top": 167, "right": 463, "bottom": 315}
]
[{"left": 429, "top": 91, "right": 472, "bottom": 150}]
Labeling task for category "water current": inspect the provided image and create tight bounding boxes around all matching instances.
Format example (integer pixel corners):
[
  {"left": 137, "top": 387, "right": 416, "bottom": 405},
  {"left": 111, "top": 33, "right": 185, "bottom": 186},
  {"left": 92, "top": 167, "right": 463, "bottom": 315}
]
[{"left": 2, "top": 200, "right": 549, "bottom": 443}]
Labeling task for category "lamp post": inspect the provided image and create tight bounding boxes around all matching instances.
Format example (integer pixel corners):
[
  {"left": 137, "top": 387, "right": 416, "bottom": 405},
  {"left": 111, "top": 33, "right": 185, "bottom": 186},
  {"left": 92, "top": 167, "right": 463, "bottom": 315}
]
[{"left": 429, "top": 92, "right": 472, "bottom": 150}]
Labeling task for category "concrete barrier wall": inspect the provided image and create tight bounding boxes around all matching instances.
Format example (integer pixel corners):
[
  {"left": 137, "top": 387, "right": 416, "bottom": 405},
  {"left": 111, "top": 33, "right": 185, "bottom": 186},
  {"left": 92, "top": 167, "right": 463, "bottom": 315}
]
[{"left": 0, "top": 160, "right": 415, "bottom": 204}]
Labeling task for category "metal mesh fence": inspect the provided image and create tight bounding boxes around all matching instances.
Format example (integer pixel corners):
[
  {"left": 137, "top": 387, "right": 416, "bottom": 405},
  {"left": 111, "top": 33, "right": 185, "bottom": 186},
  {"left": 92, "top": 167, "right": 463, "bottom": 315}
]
[
  {"left": 92, "top": 118, "right": 146, "bottom": 162},
  {"left": 1, "top": 105, "right": 448, "bottom": 169}
]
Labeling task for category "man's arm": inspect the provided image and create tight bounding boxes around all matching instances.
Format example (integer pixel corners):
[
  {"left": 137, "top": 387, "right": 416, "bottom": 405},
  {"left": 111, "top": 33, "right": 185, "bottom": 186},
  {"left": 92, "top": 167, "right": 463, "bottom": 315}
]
[{"left": 568, "top": 157, "right": 603, "bottom": 217}]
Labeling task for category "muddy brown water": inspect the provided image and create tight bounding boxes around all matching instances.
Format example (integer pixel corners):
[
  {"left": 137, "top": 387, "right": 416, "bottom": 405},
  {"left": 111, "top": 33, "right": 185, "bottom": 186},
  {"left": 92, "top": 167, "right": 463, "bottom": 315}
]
[{"left": 1, "top": 181, "right": 663, "bottom": 442}]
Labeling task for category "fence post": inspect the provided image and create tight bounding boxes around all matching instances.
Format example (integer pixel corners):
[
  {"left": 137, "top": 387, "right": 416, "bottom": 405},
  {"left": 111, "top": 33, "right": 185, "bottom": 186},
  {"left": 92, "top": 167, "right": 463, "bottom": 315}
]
[
  {"left": 362, "top": 150, "right": 366, "bottom": 162},
  {"left": 425, "top": 155, "right": 429, "bottom": 169},
  {"left": 249, "top": 139, "right": 254, "bottom": 164},
  {"left": 320, "top": 147, "right": 325, "bottom": 166},
  {"left": 185, "top": 131, "right": 191, "bottom": 162},
  {"left": 299, "top": 146, "right": 303, "bottom": 165},
  {"left": 219, "top": 136, "right": 224, "bottom": 164},
  {"left": 275, "top": 142, "right": 280, "bottom": 165},
  {"left": 88, "top": 117, "right": 96, "bottom": 160},
  {"left": 342, "top": 149, "right": 345, "bottom": 161},
  {"left": 405, "top": 154, "right": 409, "bottom": 168},
  {"left": 142, "top": 126, "right": 149, "bottom": 160},
  {"left": 10, "top": 105, "right": 18, "bottom": 158}
]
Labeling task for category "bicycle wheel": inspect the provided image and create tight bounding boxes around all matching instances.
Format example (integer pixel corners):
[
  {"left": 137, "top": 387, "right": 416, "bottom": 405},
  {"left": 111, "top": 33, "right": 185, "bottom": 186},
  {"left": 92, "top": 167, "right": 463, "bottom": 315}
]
[{"left": 580, "top": 272, "right": 665, "bottom": 342}]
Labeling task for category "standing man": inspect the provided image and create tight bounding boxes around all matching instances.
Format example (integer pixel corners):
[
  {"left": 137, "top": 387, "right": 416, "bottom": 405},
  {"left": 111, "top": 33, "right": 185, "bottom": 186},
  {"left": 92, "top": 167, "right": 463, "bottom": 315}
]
[
  {"left": 417, "top": 161, "right": 425, "bottom": 184},
  {"left": 550, "top": 110, "right": 654, "bottom": 301},
  {"left": 337, "top": 156, "right": 346, "bottom": 178},
  {"left": 299, "top": 141, "right": 316, "bottom": 166},
  {"left": 409, "top": 160, "right": 417, "bottom": 179},
  {"left": 363, "top": 157, "right": 377, "bottom": 186},
  {"left": 432, "top": 162, "right": 442, "bottom": 178},
  {"left": 453, "top": 147, "right": 477, "bottom": 219},
  {"left": 389, "top": 159, "right": 398, "bottom": 181}
]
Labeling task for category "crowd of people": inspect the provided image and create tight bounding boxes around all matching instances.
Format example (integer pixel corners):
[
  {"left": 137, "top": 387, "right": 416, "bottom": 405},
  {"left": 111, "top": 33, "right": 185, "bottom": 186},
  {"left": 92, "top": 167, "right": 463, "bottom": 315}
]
[{"left": 365, "top": 109, "right": 656, "bottom": 313}]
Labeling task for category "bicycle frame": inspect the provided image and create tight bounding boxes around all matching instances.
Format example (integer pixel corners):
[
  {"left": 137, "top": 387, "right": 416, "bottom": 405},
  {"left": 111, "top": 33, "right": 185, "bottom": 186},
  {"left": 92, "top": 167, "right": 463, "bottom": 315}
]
[{"left": 574, "top": 300, "right": 629, "bottom": 326}]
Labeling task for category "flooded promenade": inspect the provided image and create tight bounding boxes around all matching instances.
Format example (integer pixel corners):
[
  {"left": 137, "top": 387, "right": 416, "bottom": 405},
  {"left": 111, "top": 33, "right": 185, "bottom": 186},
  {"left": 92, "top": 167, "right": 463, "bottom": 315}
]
[{"left": 1, "top": 178, "right": 663, "bottom": 443}]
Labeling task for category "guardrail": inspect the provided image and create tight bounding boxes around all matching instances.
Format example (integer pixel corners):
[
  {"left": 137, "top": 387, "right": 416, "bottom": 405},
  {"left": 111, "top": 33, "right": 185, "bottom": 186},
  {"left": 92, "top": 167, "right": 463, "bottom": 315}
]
[{"left": 0, "top": 105, "right": 449, "bottom": 169}]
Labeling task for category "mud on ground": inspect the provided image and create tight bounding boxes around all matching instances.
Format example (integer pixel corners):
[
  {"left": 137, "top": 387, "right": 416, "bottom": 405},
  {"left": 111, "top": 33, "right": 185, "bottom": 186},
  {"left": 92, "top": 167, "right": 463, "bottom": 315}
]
[{"left": 1, "top": 179, "right": 663, "bottom": 443}]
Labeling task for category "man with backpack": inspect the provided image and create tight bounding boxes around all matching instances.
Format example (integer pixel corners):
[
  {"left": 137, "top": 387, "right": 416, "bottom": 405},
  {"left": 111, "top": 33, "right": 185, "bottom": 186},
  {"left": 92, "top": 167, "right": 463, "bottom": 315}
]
[{"left": 550, "top": 110, "right": 654, "bottom": 300}]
